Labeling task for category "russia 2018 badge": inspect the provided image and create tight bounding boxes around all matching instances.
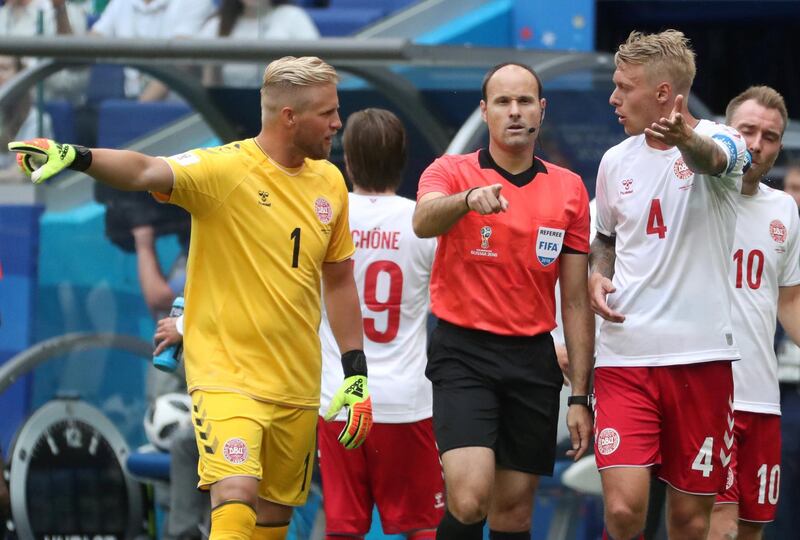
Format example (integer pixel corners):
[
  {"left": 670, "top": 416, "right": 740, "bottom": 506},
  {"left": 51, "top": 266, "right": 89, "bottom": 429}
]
[{"left": 536, "top": 227, "right": 565, "bottom": 266}]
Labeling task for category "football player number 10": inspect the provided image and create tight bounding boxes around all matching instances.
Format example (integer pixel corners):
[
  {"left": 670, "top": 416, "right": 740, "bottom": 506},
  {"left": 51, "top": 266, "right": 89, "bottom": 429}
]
[
  {"left": 757, "top": 463, "right": 780, "bottom": 505},
  {"left": 733, "top": 248, "right": 764, "bottom": 290}
]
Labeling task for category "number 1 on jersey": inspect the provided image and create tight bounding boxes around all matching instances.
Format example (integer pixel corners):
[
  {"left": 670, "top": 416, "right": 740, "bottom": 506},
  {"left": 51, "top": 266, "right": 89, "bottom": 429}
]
[
  {"left": 646, "top": 199, "right": 667, "bottom": 239},
  {"left": 290, "top": 227, "right": 301, "bottom": 268}
]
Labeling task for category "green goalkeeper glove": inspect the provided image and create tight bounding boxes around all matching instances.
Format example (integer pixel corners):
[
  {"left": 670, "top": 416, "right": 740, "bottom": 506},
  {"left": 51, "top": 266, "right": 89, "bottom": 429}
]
[
  {"left": 324, "top": 350, "right": 373, "bottom": 449},
  {"left": 8, "top": 138, "right": 92, "bottom": 184}
]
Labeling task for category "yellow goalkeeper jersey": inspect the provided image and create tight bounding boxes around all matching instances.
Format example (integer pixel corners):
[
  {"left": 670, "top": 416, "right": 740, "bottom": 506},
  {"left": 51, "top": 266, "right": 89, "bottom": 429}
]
[{"left": 161, "top": 139, "right": 355, "bottom": 408}]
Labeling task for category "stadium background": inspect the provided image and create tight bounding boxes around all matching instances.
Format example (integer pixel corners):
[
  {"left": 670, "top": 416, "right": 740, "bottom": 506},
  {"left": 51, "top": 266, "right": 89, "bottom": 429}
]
[{"left": 0, "top": 0, "right": 798, "bottom": 538}]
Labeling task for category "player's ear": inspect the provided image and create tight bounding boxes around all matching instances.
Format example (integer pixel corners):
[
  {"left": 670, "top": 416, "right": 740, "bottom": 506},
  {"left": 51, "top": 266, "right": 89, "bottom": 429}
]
[
  {"left": 281, "top": 106, "right": 296, "bottom": 128},
  {"left": 656, "top": 82, "right": 671, "bottom": 105},
  {"left": 480, "top": 100, "right": 488, "bottom": 123}
]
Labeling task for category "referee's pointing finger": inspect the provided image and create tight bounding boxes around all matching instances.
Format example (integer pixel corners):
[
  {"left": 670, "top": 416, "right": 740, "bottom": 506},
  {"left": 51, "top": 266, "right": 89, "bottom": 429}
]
[{"left": 498, "top": 193, "right": 509, "bottom": 211}]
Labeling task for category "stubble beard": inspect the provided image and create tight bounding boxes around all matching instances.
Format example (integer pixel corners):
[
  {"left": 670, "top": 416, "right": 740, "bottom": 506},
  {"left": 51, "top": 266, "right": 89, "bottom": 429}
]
[{"left": 296, "top": 137, "right": 330, "bottom": 161}]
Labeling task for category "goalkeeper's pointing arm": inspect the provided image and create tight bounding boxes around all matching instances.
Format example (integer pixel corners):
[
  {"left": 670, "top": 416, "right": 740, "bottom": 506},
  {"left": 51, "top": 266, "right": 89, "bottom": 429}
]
[{"left": 7, "top": 138, "right": 173, "bottom": 194}]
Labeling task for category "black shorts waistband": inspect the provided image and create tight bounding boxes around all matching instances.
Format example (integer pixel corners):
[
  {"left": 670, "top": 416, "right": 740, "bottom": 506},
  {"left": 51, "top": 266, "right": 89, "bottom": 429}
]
[{"left": 437, "top": 319, "right": 553, "bottom": 347}]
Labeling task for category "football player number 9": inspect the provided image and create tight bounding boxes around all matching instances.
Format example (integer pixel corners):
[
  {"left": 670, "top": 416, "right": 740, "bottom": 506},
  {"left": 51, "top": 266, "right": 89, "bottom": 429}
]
[{"left": 363, "top": 260, "right": 403, "bottom": 343}]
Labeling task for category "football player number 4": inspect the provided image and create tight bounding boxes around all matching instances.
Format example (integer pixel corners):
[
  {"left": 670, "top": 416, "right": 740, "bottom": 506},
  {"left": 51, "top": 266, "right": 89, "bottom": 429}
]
[
  {"left": 363, "top": 261, "right": 403, "bottom": 344},
  {"left": 692, "top": 436, "right": 714, "bottom": 477},
  {"left": 646, "top": 199, "right": 667, "bottom": 239}
]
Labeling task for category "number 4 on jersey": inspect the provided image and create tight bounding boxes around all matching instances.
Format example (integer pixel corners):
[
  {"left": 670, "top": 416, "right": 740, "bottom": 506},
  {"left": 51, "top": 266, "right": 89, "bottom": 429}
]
[{"left": 646, "top": 199, "right": 667, "bottom": 239}]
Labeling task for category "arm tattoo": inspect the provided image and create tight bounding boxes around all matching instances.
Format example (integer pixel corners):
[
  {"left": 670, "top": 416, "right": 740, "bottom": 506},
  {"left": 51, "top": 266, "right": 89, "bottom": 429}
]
[
  {"left": 678, "top": 131, "right": 726, "bottom": 176},
  {"left": 589, "top": 233, "right": 616, "bottom": 279}
]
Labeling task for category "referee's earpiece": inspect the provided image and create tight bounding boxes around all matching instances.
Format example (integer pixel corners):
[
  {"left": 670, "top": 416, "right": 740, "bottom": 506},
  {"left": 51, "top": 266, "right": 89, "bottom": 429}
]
[{"left": 540, "top": 108, "right": 546, "bottom": 124}]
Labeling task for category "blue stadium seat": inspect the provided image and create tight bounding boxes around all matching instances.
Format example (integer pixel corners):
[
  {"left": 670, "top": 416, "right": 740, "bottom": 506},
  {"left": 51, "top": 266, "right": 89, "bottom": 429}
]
[
  {"left": 44, "top": 100, "right": 76, "bottom": 142},
  {"left": 307, "top": 7, "right": 386, "bottom": 36},
  {"left": 97, "top": 99, "right": 192, "bottom": 148}
]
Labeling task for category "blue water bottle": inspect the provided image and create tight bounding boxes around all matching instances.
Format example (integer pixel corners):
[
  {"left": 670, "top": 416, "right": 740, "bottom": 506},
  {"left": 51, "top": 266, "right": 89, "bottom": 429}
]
[{"left": 153, "top": 296, "right": 184, "bottom": 372}]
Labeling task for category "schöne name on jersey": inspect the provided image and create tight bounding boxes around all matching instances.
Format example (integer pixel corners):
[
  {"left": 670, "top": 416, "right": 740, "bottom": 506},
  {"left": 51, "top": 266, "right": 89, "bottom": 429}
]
[{"left": 351, "top": 229, "right": 400, "bottom": 250}]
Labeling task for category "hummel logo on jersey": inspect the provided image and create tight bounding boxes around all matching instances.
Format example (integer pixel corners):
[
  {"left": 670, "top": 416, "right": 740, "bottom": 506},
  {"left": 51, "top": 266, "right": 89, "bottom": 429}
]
[
  {"left": 620, "top": 178, "right": 634, "bottom": 195},
  {"left": 346, "top": 378, "right": 364, "bottom": 398},
  {"left": 258, "top": 190, "right": 271, "bottom": 207}
]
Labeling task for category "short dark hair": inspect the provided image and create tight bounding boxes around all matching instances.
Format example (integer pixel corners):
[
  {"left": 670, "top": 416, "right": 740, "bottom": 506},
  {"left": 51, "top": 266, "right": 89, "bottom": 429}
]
[
  {"left": 343, "top": 108, "right": 407, "bottom": 193},
  {"left": 481, "top": 62, "right": 544, "bottom": 101},
  {"left": 725, "top": 85, "right": 788, "bottom": 135}
]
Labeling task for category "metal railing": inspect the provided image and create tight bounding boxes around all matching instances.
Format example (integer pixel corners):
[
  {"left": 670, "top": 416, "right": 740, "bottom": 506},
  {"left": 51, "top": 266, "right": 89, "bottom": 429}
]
[{"left": 0, "top": 36, "right": 613, "bottom": 157}]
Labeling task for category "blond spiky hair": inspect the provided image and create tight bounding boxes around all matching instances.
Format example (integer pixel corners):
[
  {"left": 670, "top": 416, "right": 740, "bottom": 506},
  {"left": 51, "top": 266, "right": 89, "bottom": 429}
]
[
  {"left": 262, "top": 56, "right": 338, "bottom": 91},
  {"left": 260, "top": 56, "right": 338, "bottom": 119},
  {"left": 615, "top": 29, "right": 696, "bottom": 93}
]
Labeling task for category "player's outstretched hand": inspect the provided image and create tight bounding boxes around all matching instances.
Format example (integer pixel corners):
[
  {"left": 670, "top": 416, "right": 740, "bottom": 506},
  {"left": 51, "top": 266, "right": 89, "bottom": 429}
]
[
  {"left": 7, "top": 138, "right": 88, "bottom": 184},
  {"left": 324, "top": 375, "right": 373, "bottom": 449},
  {"left": 153, "top": 316, "right": 182, "bottom": 356},
  {"left": 588, "top": 272, "right": 625, "bottom": 323},
  {"left": 643, "top": 94, "right": 692, "bottom": 147},
  {"left": 566, "top": 402, "right": 593, "bottom": 461},
  {"left": 466, "top": 183, "right": 509, "bottom": 215}
]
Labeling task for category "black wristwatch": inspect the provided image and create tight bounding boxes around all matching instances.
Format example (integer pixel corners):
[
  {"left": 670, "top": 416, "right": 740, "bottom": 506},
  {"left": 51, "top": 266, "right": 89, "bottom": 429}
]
[{"left": 567, "top": 395, "right": 592, "bottom": 408}]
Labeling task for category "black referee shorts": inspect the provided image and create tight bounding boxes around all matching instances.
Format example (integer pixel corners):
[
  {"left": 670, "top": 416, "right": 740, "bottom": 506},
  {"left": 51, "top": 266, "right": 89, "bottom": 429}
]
[{"left": 425, "top": 319, "right": 563, "bottom": 475}]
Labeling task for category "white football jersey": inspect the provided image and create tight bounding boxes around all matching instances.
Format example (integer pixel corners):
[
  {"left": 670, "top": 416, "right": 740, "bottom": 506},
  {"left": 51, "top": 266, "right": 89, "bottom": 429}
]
[
  {"left": 319, "top": 193, "right": 436, "bottom": 423},
  {"left": 729, "top": 184, "right": 800, "bottom": 414},
  {"left": 595, "top": 120, "right": 749, "bottom": 367}
]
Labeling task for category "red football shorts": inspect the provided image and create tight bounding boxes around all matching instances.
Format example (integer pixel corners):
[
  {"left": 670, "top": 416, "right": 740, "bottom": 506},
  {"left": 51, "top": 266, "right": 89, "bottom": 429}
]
[
  {"left": 594, "top": 361, "right": 734, "bottom": 495},
  {"left": 716, "top": 410, "right": 781, "bottom": 522},
  {"left": 317, "top": 417, "right": 445, "bottom": 535}
]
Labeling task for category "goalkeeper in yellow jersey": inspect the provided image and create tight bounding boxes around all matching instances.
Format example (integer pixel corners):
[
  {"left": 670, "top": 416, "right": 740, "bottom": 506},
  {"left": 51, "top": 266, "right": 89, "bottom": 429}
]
[{"left": 9, "top": 56, "right": 372, "bottom": 540}]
